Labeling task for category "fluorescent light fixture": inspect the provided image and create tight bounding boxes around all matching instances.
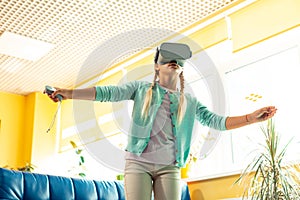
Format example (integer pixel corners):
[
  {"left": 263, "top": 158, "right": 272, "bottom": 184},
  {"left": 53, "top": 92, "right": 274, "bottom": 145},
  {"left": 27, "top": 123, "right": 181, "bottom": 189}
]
[{"left": 0, "top": 31, "right": 55, "bottom": 61}]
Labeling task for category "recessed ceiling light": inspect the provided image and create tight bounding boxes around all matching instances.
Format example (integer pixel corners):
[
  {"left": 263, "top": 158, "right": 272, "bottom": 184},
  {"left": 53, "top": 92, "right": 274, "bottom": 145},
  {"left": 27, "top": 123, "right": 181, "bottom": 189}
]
[
  {"left": 0, "top": 31, "right": 55, "bottom": 61},
  {"left": 245, "top": 93, "right": 262, "bottom": 102}
]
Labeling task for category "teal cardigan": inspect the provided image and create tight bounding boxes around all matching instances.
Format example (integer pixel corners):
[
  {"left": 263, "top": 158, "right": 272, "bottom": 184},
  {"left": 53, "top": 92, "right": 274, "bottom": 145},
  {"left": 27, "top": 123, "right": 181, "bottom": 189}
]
[{"left": 95, "top": 81, "right": 227, "bottom": 167}]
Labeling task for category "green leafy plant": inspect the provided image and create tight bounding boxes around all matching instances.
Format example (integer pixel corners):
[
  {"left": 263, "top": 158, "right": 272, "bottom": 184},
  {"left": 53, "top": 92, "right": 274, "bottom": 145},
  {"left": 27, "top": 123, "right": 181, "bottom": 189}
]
[
  {"left": 70, "top": 140, "right": 86, "bottom": 178},
  {"left": 235, "top": 119, "right": 300, "bottom": 199},
  {"left": 2, "top": 162, "right": 36, "bottom": 172},
  {"left": 17, "top": 162, "right": 36, "bottom": 172}
]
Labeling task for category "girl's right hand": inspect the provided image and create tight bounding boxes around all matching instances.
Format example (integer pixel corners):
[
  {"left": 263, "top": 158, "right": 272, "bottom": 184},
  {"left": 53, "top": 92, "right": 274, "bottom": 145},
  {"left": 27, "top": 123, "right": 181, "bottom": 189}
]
[{"left": 44, "top": 87, "right": 71, "bottom": 102}]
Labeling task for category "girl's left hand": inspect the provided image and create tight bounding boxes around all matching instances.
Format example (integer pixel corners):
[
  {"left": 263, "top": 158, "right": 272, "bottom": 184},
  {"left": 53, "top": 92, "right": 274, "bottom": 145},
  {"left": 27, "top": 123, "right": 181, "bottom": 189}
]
[{"left": 248, "top": 106, "right": 277, "bottom": 123}]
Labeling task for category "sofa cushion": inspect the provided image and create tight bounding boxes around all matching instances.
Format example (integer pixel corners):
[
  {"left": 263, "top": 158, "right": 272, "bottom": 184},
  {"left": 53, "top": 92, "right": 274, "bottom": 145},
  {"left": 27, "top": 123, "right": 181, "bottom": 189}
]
[
  {"left": 94, "top": 180, "right": 121, "bottom": 200},
  {"left": 23, "top": 171, "right": 50, "bottom": 199},
  {"left": 48, "top": 175, "right": 75, "bottom": 199},
  {"left": 0, "top": 167, "right": 24, "bottom": 199}
]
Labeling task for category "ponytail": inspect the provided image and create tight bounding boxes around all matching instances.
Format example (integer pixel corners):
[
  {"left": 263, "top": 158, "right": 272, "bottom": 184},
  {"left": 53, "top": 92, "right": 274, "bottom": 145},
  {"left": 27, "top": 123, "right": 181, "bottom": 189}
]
[
  {"left": 177, "top": 72, "right": 186, "bottom": 124},
  {"left": 141, "top": 72, "right": 158, "bottom": 117}
]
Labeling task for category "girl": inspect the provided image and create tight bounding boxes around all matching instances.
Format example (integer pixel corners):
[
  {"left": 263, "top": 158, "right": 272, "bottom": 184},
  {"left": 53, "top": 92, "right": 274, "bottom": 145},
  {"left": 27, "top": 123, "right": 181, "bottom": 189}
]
[{"left": 46, "top": 42, "right": 277, "bottom": 200}]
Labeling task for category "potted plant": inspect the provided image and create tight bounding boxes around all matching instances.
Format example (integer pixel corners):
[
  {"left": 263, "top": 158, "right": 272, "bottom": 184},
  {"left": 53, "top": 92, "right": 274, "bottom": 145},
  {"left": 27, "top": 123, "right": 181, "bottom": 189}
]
[
  {"left": 2, "top": 162, "right": 36, "bottom": 172},
  {"left": 181, "top": 134, "right": 204, "bottom": 179},
  {"left": 235, "top": 119, "right": 300, "bottom": 199},
  {"left": 17, "top": 162, "right": 36, "bottom": 172},
  {"left": 181, "top": 152, "right": 198, "bottom": 179}
]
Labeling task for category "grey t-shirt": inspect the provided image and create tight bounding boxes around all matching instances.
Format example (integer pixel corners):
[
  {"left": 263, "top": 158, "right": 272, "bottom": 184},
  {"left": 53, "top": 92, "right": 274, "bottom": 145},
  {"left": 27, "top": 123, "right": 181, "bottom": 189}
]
[{"left": 125, "top": 92, "right": 176, "bottom": 165}]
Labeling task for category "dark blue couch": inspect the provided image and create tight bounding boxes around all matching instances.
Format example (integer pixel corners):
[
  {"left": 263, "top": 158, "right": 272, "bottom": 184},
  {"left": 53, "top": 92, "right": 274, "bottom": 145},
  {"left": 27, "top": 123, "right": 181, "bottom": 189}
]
[{"left": 0, "top": 167, "right": 190, "bottom": 199}]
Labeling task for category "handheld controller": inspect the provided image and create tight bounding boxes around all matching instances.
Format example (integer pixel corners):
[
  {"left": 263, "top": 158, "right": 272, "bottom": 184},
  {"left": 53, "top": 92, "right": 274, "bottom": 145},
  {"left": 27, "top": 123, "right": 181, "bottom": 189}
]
[{"left": 45, "top": 85, "right": 63, "bottom": 101}]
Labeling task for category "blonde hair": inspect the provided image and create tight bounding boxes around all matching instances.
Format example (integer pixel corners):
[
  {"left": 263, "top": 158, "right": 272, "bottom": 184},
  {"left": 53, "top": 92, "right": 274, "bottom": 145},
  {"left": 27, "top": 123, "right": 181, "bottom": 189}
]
[
  {"left": 141, "top": 71, "right": 186, "bottom": 124},
  {"left": 177, "top": 72, "right": 186, "bottom": 124}
]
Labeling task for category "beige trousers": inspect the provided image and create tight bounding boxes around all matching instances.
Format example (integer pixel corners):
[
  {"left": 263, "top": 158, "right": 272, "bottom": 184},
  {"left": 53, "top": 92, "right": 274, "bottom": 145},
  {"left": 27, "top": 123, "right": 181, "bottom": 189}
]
[{"left": 124, "top": 159, "right": 181, "bottom": 200}]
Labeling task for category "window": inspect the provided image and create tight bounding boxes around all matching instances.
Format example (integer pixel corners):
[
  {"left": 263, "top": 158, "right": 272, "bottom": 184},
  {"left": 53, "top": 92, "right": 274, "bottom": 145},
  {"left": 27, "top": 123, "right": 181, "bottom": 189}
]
[
  {"left": 226, "top": 46, "right": 300, "bottom": 168},
  {"left": 188, "top": 27, "right": 300, "bottom": 180}
]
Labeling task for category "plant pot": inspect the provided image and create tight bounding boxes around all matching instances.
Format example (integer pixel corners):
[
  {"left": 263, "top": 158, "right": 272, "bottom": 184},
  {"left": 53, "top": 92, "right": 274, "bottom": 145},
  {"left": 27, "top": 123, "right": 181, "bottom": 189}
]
[{"left": 181, "top": 164, "right": 191, "bottom": 179}]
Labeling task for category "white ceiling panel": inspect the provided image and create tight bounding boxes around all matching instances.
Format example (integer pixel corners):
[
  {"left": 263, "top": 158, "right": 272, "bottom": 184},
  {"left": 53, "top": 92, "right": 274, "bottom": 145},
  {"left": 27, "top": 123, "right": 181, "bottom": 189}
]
[{"left": 0, "top": 0, "right": 238, "bottom": 95}]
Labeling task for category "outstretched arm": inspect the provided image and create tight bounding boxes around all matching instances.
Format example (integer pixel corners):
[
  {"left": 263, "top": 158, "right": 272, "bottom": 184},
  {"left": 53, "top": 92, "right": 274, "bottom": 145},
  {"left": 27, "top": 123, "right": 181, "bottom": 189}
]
[
  {"left": 225, "top": 106, "right": 277, "bottom": 130},
  {"left": 45, "top": 87, "right": 96, "bottom": 102}
]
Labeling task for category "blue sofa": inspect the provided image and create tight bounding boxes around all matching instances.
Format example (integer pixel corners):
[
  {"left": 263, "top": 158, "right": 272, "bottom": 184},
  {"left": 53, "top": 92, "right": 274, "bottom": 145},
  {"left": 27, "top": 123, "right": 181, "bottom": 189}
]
[{"left": 0, "top": 167, "right": 190, "bottom": 199}]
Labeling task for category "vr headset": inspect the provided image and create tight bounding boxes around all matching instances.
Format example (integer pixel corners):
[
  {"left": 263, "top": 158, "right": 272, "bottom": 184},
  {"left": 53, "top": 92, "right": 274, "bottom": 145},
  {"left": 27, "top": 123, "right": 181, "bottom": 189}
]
[{"left": 154, "top": 42, "right": 192, "bottom": 67}]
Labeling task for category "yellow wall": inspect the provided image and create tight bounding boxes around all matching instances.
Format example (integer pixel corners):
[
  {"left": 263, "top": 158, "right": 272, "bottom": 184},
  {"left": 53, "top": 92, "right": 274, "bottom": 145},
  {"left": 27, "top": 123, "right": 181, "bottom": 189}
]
[
  {"left": 29, "top": 92, "right": 58, "bottom": 164},
  {"left": 0, "top": 91, "right": 57, "bottom": 169},
  {"left": 188, "top": 174, "right": 244, "bottom": 200},
  {"left": 187, "top": 164, "right": 300, "bottom": 200},
  {"left": 23, "top": 93, "right": 35, "bottom": 166},
  {"left": 0, "top": 91, "right": 25, "bottom": 167},
  {"left": 178, "top": 18, "right": 228, "bottom": 53},
  {"left": 231, "top": 0, "right": 300, "bottom": 52}
]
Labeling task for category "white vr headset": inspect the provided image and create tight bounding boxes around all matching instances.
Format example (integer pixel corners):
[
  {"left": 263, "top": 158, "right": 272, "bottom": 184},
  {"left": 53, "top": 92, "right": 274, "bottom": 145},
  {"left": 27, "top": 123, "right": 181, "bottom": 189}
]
[{"left": 154, "top": 42, "right": 192, "bottom": 67}]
